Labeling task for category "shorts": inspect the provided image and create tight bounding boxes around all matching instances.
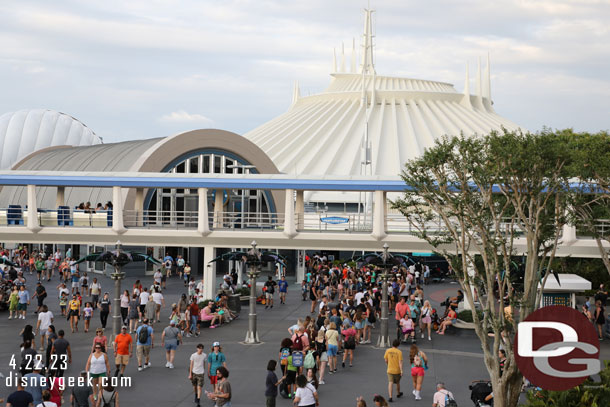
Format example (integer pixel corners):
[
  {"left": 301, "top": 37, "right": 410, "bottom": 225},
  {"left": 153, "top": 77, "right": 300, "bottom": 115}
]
[
  {"left": 90, "top": 372, "right": 106, "bottom": 379},
  {"left": 209, "top": 375, "right": 218, "bottom": 385},
  {"left": 422, "top": 315, "right": 431, "bottom": 324},
  {"left": 72, "top": 282, "right": 79, "bottom": 288},
  {"left": 327, "top": 344, "right": 338, "bottom": 356},
  {"left": 84, "top": 316, "right": 91, "bottom": 321},
  {"left": 354, "top": 321, "right": 364, "bottom": 330},
  {"left": 115, "top": 354, "right": 129, "bottom": 365},
  {"left": 40, "top": 328, "right": 47, "bottom": 336},
  {"left": 37, "top": 297, "right": 44, "bottom": 306},
  {"left": 191, "top": 373, "right": 204, "bottom": 387},
  {"left": 265, "top": 292, "right": 273, "bottom": 300},
  {"left": 165, "top": 342, "right": 178, "bottom": 351},
  {"left": 17, "top": 303, "right": 27, "bottom": 311},
  {"left": 411, "top": 366, "right": 425, "bottom": 377},
  {"left": 285, "top": 370, "right": 297, "bottom": 385},
  {"left": 137, "top": 345, "right": 151, "bottom": 359},
  {"left": 387, "top": 373, "right": 401, "bottom": 384},
  {"left": 319, "top": 351, "right": 328, "bottom": 362},
  {"left": 266, "top": 396, "right": 276, "bottom": 407}
]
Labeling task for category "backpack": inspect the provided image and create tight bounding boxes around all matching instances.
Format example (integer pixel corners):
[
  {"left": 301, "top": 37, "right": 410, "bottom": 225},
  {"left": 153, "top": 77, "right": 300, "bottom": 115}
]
[
  {"left": 444, "top": 391, "right": 458, "bottom": 407},
  {"left": 345, "top": 334, "right": 356, "bottom": 348},
  {"left": 368, "top": 312, "right": 376, "bottom": 324},
  {"left": 138, "top": 326, "right": 149, "bottom": 344},
  {"left": 293, "top": 334, "right": 304, "bottom": 351},
  {"left": 280, "top": 347, "right": 290, "bottom": 365},
  {"left": 102, "top": 390, "right": 116, "bottom": 407},
  {"left": 303, "top": 350, "right": 315, "bottom": 369}
]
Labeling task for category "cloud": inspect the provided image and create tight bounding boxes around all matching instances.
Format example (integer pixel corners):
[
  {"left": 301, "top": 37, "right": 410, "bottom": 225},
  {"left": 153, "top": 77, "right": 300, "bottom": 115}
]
[{"left": 159, "top": 110, "right": 214, "bottom": 126}]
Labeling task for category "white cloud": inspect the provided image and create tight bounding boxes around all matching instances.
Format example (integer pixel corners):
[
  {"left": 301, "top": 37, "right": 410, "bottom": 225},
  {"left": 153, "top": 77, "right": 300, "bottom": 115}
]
[{"left": 159, "top": 110, "right": 214, "bottom": 125}]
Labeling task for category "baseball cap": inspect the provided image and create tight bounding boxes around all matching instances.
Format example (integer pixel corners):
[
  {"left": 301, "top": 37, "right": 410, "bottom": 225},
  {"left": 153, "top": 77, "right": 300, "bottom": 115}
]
[
  {"left": 213, "top": 341, "right": 220, "bottom": 347},
  {"left": 169, "top": 320, "right": 176, "bottom": 325},
  {"left": 122, "top": 325, "right": 128, "bottom": 330}
]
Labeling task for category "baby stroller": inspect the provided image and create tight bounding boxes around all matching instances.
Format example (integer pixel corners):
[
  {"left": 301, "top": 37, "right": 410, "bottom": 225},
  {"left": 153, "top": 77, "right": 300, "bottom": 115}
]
[{"left": 469, "top": 380, "right": 493, "bottom": 406}]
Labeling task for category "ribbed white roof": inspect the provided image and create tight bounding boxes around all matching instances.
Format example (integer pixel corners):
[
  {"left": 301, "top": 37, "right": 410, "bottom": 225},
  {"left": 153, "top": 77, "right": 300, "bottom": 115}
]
[
  {"left": 244, "top": 10, "right": 523, "bottom": 203},
  {"left": 0, "top": 109, "right": 102, "bottom": 170}
]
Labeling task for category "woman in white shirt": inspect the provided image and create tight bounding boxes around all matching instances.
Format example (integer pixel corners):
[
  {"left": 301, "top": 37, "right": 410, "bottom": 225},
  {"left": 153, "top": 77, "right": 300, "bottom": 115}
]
[
  {"left": 85, "top": 343, "right": 110, "bottom": 399},
  {"left": 294, "top": 374, "right": 318, "bottom": 407},
  {"left": 151, "top": 288, "right": 165, "bottom": 323}
]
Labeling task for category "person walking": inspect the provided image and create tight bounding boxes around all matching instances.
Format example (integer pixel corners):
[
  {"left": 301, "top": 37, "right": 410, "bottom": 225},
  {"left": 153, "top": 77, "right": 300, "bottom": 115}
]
[
  {"left": 151, "top": 287, "right": 165, "bottom": 323},
  {"left": 6, "top": 381, "right": 34, "bottom": 407},
  {"left": 409, "top": 344, "right": 428, "bottom": 401},
  {"left": 97, "top": 383, "right": 119, "bottom": 407},
  {"left": 136, "top": 318, "right": 154, "bottom": 371},
  {"left": 23, "top": 362, "right": 47, "bottom": 406},
  {"left": 85, "top": 343, "right": 110, "bottom": 399},
  {"left": 89, "top": 278, "right": 101, "bottom": 309},
  {"left": 113, "top": 326, "right": 133, "bottom": 377},
  {"left": 119, "top": 290, "right": 130, "bottom": 326},
  {"left": 17, "top": 285, "right": 30, "bottom": 319},
  {"left": 68, "top": 294, "right": 80, "bottom": 333},
  {"left": 207, "top": 342, "right": 227, "bottom": 391},
  {"left": 91, "top": 328, "right": 108, "bottom": 353},
  {"left": 98, "top": 293, "right": 111, "bottom": 330},
  {"left": 383, "top": 339, "right": 403, "bottom": 402},
  {"left": 50, "top": 330, "right": 72, "bottom": 377},
  {"left": 420, "top": 300, "right": 432, "bottom": 341},
  {"left": 278, "top": 276, "right": 288, "bottom": 305},
  {"left": 325, "top": 322, "right": 339, "bottom": 374},
  {"left": 264, "top": 276, "right": 276, "bottom": 309},
  {"left": 70, "top": 371, "right": 93, "bottom": 407},
  {"left": 264, "top": 360, "right": 285, "bottom": 407},
  {"left": 595, "top": 300, "right": 606, "bottom": 340},
  {"left": 432, "top": 382, "right": 455, "bottom": 407},
  {"left": 293, "top": 374, "right": 319, "bottom": 407},
  {"left": 127, "top": 293, "right": 139, "bottom": 333},
  {"left": 32, "top": 282, "right": 47, "bottom": 314},
  {"left": 189, "top": 343, "right": 207, "bottom": 407},
  {"left": 35, "top": 305, "right": 53, "bottom": 351},
  {"left": 206, "top": 366, "right": 231, "bottom": 407},
  {"left": 161, "top": 320, "right": 182, "bottom": 369}
]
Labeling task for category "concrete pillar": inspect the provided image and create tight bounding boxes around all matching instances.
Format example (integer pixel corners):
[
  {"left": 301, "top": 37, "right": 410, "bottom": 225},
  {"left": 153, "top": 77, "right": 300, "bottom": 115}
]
[
  {"left": 112, "top": 186, "right": 126, "bottom": 234},
  {"left": 26, "top": 185, "right": 41, "bottom": 232},
  {"left": 134, "top": 188, "right": 144, "bottom": 227},
  {"left": 198, "top": 188, "right": 210, "bottom": 235},
  {"left": 213, "top": 189, "right": 223, "bottom": 228},
  {"left": 296, "top": 249, "right": 306, "bottom": 283},
  {"left": 55, "top": 186, "right": 65, "bottom": 207},
  {"left": 371, "top": 190, "right": 387, "bottom": 240},
  {"left": 296, "top": 190, "right": 304, "bottom": 230},
  {"left": 562, "top": 223, "right": 577, "bottom": 244},
  {"left": 203, "top": 246, "right": 216, "bottom": 300},
  {"left": 284, "top": 188, "right": 296, "bottom": 237},
  {"left": 237, "top": 261, "right": 244, "bottom": 285}
]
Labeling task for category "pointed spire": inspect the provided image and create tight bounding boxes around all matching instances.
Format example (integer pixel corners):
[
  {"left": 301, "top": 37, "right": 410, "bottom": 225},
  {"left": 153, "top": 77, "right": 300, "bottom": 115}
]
[
  {"left": 474, "top": 57, "right": 484, "bottom": 110},
  {"left": 483, "top": 53, "right": 494, "bottom": 112},
  {"left": 461, "top": 62, "right": 473, "bottom": 108},
  {"left": 333, "top": 48, "right": 337, "bottom": 73},
  {"left": 360, "top": 8, "right": 376, "bottom": 75},
  {"left": 351, "top": 38, "right": 356, "bottom": 73},
  {"left": 291, "top": 80, "right": 301, "bottom": 106},
  {"left": 341, "top": 42, "right": 346, "bottom": 72}
]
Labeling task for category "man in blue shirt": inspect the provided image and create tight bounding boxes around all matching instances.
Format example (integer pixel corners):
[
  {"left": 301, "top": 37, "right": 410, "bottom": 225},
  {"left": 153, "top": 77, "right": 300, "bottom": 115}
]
[
  {"left": 136, "top": 318, "right": 154, "bottom": 371},
  {"left": 278, "top": 276, "right": 288, "bottom": 305},
  {"left": 23, "top": 363, "right": 47, "bottom": 406}
]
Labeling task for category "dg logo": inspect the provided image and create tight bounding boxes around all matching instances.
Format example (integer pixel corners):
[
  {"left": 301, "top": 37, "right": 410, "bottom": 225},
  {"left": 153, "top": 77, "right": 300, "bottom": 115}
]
[{"left": 514, "top": 305, "right": 601, "bottom": 391}]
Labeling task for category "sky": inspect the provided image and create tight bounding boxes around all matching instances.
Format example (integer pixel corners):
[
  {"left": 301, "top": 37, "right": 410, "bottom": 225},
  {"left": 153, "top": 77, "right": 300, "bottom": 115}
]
[{"left": 1, "top": 0, "right": 609, "bottom": 143}]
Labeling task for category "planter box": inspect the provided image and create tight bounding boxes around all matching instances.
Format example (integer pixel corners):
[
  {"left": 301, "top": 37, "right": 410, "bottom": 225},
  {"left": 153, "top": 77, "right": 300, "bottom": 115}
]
[{"left": 227, "top": 294, "right": 241, "bottom": 314}]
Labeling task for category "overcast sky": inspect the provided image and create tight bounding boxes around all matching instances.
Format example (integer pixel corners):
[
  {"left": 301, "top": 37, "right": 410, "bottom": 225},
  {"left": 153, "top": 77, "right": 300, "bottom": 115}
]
[{"left": 1, "top": 0, "right": 609, "bottom": 143}]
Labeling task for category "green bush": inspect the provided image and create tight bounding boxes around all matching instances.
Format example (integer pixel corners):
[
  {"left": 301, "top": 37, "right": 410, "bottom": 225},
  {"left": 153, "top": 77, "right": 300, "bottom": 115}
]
[
  {"left": 236, "top": 287, "right": 250, "bottom": 296},
  {"left": 198, "top": 299, "right": 213, "bottom": 308},
  {"left": 457, "top": 309, "right": 483, "bottom": 323}
]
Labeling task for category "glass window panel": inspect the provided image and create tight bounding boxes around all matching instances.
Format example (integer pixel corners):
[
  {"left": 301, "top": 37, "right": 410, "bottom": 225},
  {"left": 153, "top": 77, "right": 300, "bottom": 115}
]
[
  {"left": 203, "top": 156, "right": 210, "bottom": 173},
  {"left": 176, "top": 162, "right": 186, "bottom": 173},
  {"left": 189, "top": 157, "right": 199, "bottom": 174},
  {"left": 214, "top": 156, "right": 221, "bottom": 173}
]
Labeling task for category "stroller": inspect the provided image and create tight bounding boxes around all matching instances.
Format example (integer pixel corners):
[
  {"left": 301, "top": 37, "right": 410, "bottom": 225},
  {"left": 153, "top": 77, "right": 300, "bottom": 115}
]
[{"left": 469, "top": 380, "right": 493, "bottom": 406}]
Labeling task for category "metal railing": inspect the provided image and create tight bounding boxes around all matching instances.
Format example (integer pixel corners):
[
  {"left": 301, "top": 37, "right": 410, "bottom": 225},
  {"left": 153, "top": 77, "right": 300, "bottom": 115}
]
[
  {"left": 0, "top": 207, "right": 112, "bottom": 227},
  {"left": 576, "top": 219, "right": 610, "bottom": 239},
  {"left": 123, "top": 210, "right": 199, "bottom": 229},
  {"left": 212, "top": 211, "right": 285, "bottom": 230}
]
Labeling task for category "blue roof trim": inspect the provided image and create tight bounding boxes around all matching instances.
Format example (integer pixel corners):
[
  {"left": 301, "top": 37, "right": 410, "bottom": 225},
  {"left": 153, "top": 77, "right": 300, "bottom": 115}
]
[{"left": 0, "top": 174, "right": 409, "bottom": 192}]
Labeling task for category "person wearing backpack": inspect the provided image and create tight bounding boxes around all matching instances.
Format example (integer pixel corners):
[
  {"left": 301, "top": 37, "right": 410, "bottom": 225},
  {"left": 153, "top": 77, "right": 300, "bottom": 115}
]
[
  {"left": 432, "top": 382, "right": 456, "bottom": 407},
  {"left": 98, "top": 383, "right": 119, "bottom": 407},
  {"left": 291, "top": 326, "right": 310, "bottom": 352},
  {"left": 136, "top": 318, "right": 154, "bottom": 372}
]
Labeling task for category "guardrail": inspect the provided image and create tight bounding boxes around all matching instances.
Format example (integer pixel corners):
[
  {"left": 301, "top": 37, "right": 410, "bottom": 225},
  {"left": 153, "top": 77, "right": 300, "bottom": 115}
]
[
  {"left": 123, "top": 210, "right": 199, "bottom": 229},
  {"left": 577, "top": 219, "right": 610, "bottom": 239},
  {"left": 0, "top": 207, "right": 112, "bottom": 227}
]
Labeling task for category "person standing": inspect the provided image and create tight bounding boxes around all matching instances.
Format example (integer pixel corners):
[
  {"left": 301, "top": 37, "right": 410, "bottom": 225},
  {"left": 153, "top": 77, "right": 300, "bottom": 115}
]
[
  {"left": 50, "top": 330, "right": 71, "bottom": 377},
  {"left": 278, "top": 276, "right": 288, "bottom": 305},
  {"left": 35, "top": 305, "right": 53, "bottom": 351},
  {"left": 113, "top": 326, "right": 133, "bottom": 377},
  {"left": 136, "top": 319, "right": 154, "bottom": 371},
  {"left": 6, "top": 381, "right": 34, "bottom": 407},
  {"left": 207, "top": 342, "right": 227, "bottom": 391},
  {"left": 594, "top": 300, "right": 606, "bottom": 340},
  {"left": 85, "top": 343, "right": 110, "bottom": 398},
  {"left": 383, "top": 339, "right": 403, "bottom": 402},
  {"left": 98, "top": 293, "right": 111, "bottom": 329},
  {"left": 293, "top": 374, "right": 318, "bottom": 407},
  {"left": 265, "top": 360, "right": 285, "bottom": 407},
  {"left": 189, "top": 344, "right": 207, "bottom": 407},
  {"left": 89, "top": 278, "right": 101, "bottom": 309},
  {"left": 23, "top": 362, "right": 47, "bottom": 406},
  {"left": 70, "top": 371, "right": 93, "bottom": 407},
  {"left": 68, "top": 294, "right": 80, "bottom": 333},
  {"left": 161, "top": 320, "right": 182, "bottom": 369},
  {"left": 264, "top": 276, "right": 277, "bottom": 309},
  {"left": 17, "top": 285, "right": 30, "bottom": 319},
  {"left": 409, "top": 344, "right": 428, "bottom": 401},
  {"left": 206, "top": 366, "right": 231, "bottom": 407},
  {"left": 432, "top": 382, "right": 455, "bottom": 407},
  {"left": 32, "top": 282, "right": 47, "bottom": 314}
]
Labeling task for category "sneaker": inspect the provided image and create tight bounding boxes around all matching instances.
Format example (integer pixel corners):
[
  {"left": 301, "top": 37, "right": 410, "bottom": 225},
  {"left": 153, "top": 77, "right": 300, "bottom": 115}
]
[
  {"left": 138, "top": 366, "right": 143, "bottom": 372},
  {"left": 388, "top": 398, "right": 393, "bottom": 403},
  {"left": 397, "top": 392, "right": 403, "bottom": 398},
  {"left": 169, "top": 363, "right": 174, "bottom": 369},
  {"left": 415, "top": 395, "right": 422, "bottom": 401},
  {"left": 342, "top": 362, "right": 345, "bottom": 368},
  {"left": 328, "top": 370, "right": 333, "bottom": 375},
  {"left": 165, "top": 362, "right": 170, "bottom": 368},
  {"left": 145, "top": 362, "right": 151, "bottom": 368},
  {"left": 319, "top": 380, "right": 325, "bottom": 385},
  {"left": 8, "top": 316, "right": 11, "bottom": 320},
  {"left": 412, "top": 390, "right": 416, "bottom": 396},
  {"left": 210, "top": 325, "right": 216, "bottom": 329},
  {"left": 421, "top": 333, "right": 424, "bottom": 339},
  {"left": 428, "top": 336, "right": 431, "bottom": 341}
]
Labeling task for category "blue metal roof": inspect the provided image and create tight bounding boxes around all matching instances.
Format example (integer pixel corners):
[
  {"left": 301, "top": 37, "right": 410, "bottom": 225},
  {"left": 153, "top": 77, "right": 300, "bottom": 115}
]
[{"left": 0, "top": 172, "right": 409, "bottom": 192}]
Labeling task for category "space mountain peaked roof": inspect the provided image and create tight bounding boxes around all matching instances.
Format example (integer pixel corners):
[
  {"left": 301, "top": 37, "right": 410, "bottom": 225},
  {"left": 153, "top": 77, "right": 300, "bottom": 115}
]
[{"left": 244, "top": 9, "right": 523, "bottom": 203}]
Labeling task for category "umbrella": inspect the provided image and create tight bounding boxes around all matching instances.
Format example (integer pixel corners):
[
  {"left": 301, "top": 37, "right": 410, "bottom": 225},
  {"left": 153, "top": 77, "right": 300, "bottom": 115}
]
[
  {"left": 0, "top": 257, "right": 17, "bottom": 267},
  {"left": 209, "top": 250, "right": 287, "bottom": 267},
  {"left": 352, "top": 252, "right": 415, "bottom": 267},
  {"left": 74, "top": 251, "right": 161, "bottom": 267}
]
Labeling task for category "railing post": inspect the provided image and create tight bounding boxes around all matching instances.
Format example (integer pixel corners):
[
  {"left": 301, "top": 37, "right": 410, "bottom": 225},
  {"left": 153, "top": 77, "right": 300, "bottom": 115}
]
[
  {"left": 371, "top": 190, "right": 387, "bottom": 240},
  {"left": 198, "top": 188, "right": 210, "bottom": 235},
  {"left": 55, "top": 186, "right": 65, "bottom": 207},
  {"left": 27, "top": 185, "right": 41, "bottom": 232},
  {"left": 284, "top": 188, "right": 296, "bottom": 237},
  {"left": 112, "top": 186, "right": 126, "bottom": 234},
  {"left": 134, "top": 188, "right": 144, "bottom": 227},
  {"left": 213, "top": 189, "right": 223, "bottom": 228}
]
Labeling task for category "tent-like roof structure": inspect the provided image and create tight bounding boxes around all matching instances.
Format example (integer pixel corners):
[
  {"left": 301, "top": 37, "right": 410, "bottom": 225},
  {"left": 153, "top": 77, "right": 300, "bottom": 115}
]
[
  {"left": 0, "top": 109, "right": 102, "bottom": 171},
  {"left": 244, "top": 9, "right": 523, "bottom": 203}
]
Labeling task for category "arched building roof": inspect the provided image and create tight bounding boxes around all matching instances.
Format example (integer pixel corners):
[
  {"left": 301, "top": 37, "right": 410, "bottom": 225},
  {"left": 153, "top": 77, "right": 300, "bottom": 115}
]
[
  {"left": 0, "top": 129, "right": 283, "bottom": 210},
  {"left": 0, "top": 109, "right": 102, "bottom": 171}
]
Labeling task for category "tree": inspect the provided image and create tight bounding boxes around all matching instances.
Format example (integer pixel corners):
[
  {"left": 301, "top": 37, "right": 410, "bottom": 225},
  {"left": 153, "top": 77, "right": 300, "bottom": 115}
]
[{"left": 392, "top": 129, "right": 573, "bottom": 407}]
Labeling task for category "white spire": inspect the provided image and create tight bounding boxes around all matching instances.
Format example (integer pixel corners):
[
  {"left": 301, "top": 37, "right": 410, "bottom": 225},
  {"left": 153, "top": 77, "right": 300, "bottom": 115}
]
[
  {"left": 360, "top": 8, "right": 376, "bottom": 75},
  {"left": 341, "top": 42, "right": 346, "bottom": 72},
  {"left": 483, "top": 53, "right": 494, "bottom": 112},
  {"left": 291, "top": 80, "right": 301, "bottom": 106},
  {"left": 351, "top": 37, "right": 356, "bottom": 73},
  {"left": 461, "top": 62, "right": 473, "bottom": 108},
  {"left": 333, "top": 48, "right": 337, "bottom": 73},
  {"left": 474, "top": 57, "right": 484, "bottom": 109}
]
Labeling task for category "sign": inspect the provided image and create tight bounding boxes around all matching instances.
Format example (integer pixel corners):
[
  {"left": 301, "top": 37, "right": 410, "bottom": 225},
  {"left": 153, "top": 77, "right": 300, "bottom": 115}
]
[
  {"left": 291, "top": 351, "right": 303, "bottom": 367},
  {"left": 514, "top": 305, "right": 600, "bottom": 391},
  {"left": 320, "top": 216, "right": 349, "bottom": 224}
]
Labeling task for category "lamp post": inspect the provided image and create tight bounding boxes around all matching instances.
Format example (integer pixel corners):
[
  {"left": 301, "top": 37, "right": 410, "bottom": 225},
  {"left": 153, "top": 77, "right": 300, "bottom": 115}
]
[
  {"left": 110, "top": 241, "right": 126, "bottom": 342},
  {"left": 245, "top": 240, "right": 262, "bottom": 343},
  {"left": 377, "top": 243, "right": 392, "bottom": 348}
]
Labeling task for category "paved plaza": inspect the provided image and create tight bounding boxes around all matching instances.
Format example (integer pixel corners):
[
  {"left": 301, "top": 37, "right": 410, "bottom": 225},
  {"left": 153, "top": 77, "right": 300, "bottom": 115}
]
[{"left": 1, "top": 271, "right": 608, "bottom": 406}]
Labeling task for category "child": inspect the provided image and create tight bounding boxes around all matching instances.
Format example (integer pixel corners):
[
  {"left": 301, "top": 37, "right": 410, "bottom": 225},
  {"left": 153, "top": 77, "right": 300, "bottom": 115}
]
[
  {"left": 8, "top": 286, "right": 19, "bottom": 319},
  {"left": 83, "top": 302, "right": 93, "bottom": 333},
  {"left": 59, "top": 293, "right": 68, "bottom": 316},
  {"left": 188, "top": 277, "right": 196, "bottom": 298},
  {"left": 400, "top": 316, "right": 414, "bottom": 342},
  {"left": 80, "top": 272, "right": 89, "bottom": 296},
  {"left": 301, "top": 280, "right": 308, "bottom": 301}
]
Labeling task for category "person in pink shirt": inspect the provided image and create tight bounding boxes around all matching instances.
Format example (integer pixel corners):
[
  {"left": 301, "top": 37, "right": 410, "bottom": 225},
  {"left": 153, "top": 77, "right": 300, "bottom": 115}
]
[
  {"left": 199, "top": 302, "right": 221, "bottom": 328},
  {"left": 341, "top": 320, "right": 358, "bottom": 368}
]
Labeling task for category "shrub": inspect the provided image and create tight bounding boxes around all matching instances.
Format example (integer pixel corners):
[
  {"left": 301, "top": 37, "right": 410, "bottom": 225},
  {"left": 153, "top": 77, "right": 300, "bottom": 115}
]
[{"left": 457, "top": 309, "right": 483, "bottom": 323}]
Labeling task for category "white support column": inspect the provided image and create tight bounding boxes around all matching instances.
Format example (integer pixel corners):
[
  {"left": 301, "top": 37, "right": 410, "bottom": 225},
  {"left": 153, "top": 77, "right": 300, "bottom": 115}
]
[
  {"left": 213, "top": 189, "right": 223, "bottom": 228},
  {"left": 112, "top": 186, "right": 126, "bottom": 233},
  {"left": 296, "top": 249, "right": 306, "bottom": 283},
  {"left": 203, "top": 246, "right": 216, "bottom": 300},
  {"left": 371, "top": 190, "right": 387, "bottom": 240},
  {"left": 284, "top": 188, "right": 296, "bottom": 237},
  {"left": 295, "top": 190, "right": 304, "bottom": 230},
  {"left": 55, "top": 186, "right": 65, "bottom": 207},
  {"left": 237, "top": 261, "right": 243, "bottom": 285},
  {"left": 134, "top": 188, "right": 144, "bottom": 227},
  {"left": 198, "top": 188, "right": 210, "bottom": 235},
  {"left": 26, "top": 185, "right": 40, "bottom": 232},
  {"left": 562, "top": 223, "right": 577, "bottom": 244}
]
